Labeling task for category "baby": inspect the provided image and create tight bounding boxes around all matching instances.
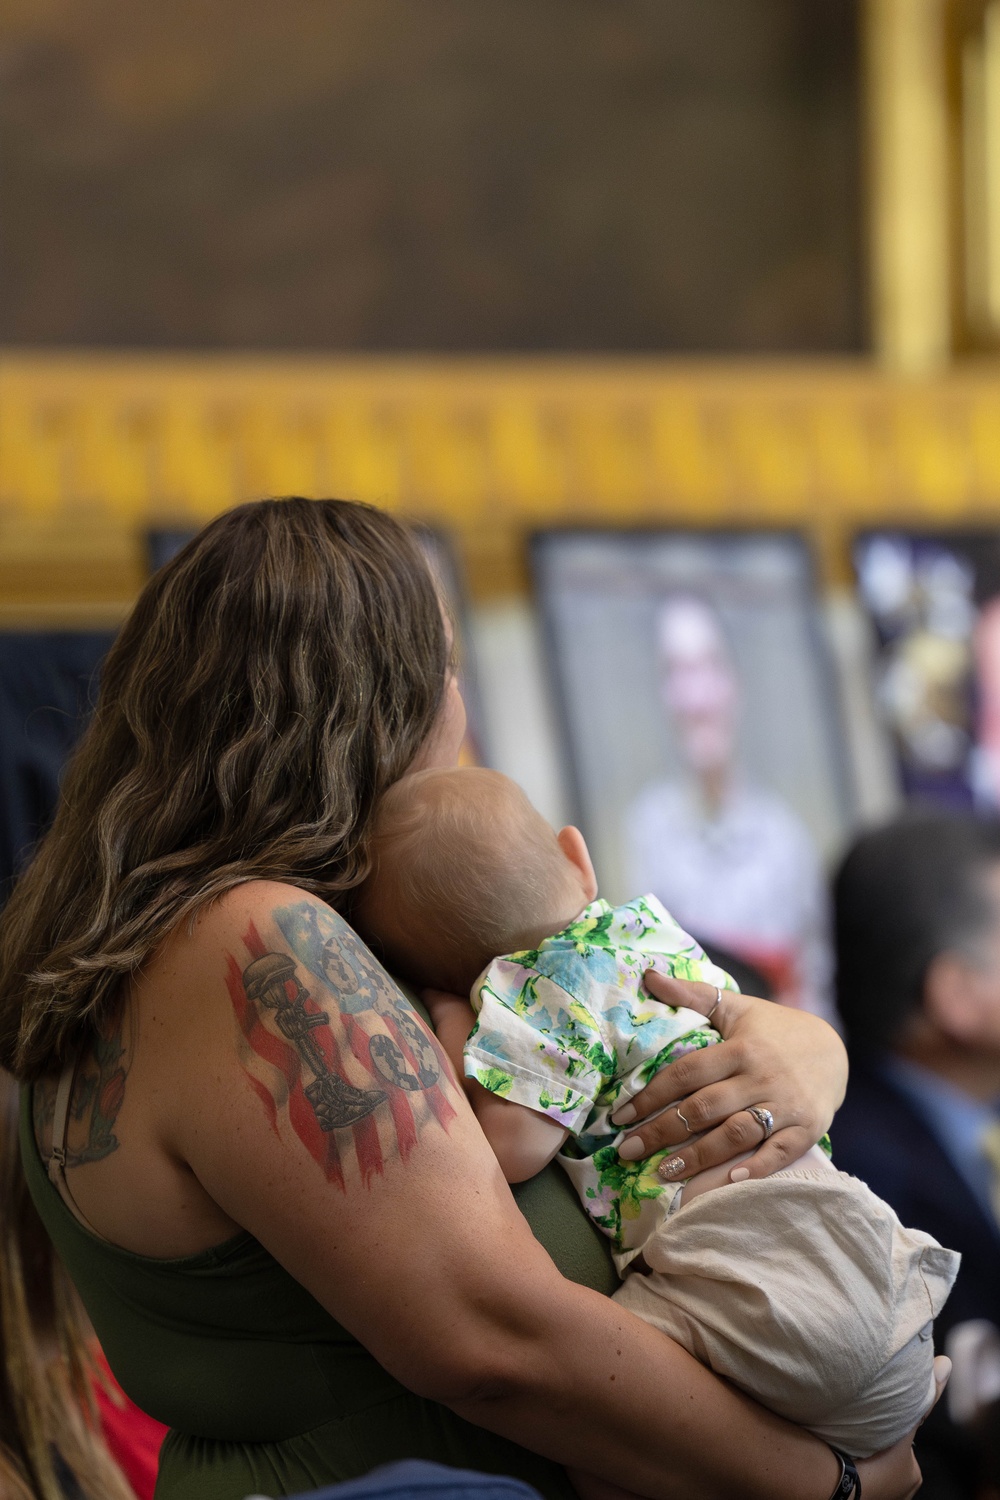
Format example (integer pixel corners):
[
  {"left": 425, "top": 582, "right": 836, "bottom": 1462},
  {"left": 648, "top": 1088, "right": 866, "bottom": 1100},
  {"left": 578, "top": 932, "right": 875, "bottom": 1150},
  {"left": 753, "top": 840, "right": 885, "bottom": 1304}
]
[{"left": 354, "top": 766, "right": 959, "bottom": 1460}]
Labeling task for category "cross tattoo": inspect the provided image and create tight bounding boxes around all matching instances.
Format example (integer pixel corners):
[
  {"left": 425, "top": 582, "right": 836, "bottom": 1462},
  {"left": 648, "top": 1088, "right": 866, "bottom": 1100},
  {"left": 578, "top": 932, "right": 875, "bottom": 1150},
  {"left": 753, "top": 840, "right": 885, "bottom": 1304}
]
[{"left": 242, "top": 951, "right": 387, "bottom": 1131}]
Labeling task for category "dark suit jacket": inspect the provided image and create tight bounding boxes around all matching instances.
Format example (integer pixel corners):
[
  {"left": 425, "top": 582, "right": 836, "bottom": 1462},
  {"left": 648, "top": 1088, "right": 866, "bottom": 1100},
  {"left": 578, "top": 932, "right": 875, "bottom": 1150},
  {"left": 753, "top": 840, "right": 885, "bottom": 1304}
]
[{"left": 835, "top": 1060, "right": 1000, "bottom": 1500}]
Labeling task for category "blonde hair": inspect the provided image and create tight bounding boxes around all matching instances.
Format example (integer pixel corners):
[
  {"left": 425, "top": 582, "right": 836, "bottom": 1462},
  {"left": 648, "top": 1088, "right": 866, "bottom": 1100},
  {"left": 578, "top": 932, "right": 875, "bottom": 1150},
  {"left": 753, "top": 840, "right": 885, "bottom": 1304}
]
[
  {"left": 354, "top": 768, "right": 576, "bottom": 994},
  {"left": 0, "top": 1073, "right": 135, "bottom": 1500}
]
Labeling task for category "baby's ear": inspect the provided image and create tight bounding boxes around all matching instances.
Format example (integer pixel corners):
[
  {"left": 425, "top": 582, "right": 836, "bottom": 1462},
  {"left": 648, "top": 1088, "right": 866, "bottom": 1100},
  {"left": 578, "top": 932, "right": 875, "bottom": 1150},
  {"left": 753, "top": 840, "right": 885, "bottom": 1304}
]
[{"left": 556, "top": 826, "right": 598, "bottom": 903}]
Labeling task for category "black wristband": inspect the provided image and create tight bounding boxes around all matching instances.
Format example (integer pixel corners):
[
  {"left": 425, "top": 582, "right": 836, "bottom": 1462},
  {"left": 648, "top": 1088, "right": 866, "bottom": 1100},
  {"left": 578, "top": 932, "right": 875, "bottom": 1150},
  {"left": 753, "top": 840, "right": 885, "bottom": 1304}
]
[{"left": 828, "top": 1449, "right": 861, "bottom": 1500}]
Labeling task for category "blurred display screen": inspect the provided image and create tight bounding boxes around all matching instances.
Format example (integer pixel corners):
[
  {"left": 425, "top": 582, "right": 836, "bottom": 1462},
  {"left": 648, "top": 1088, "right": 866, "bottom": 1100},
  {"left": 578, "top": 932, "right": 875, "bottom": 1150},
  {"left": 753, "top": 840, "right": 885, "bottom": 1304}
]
[
  {"left": 854, "top": 530, "right": 1000, "bottom": 810},
  {"left": 531, "top": 529, "right": 852, "bottom": 1017},
  {"left": 0, "top": 632, "right": 116, "bottom": 897},
  {"left": 147, "top": 527, "right": 198, "bottom": 573},
  {"left": 412, "top": 525, "right": 485, "bottom": 767}
]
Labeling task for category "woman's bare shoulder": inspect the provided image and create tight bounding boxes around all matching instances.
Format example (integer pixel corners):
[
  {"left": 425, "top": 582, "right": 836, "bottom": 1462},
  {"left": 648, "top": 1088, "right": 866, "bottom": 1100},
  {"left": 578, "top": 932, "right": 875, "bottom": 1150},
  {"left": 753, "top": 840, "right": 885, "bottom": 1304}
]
[
  {"left": 136, "top": 881, "right": 367, "bottom": 1043},
  {"left": 195, "top": 878, "right": 329, "bottom": 935},
  {"left": 154, "top": 880, "right": 342, "bottom": 968},
  {"left": 142, "top": 879, "right": 390, "bottom": 1035}
]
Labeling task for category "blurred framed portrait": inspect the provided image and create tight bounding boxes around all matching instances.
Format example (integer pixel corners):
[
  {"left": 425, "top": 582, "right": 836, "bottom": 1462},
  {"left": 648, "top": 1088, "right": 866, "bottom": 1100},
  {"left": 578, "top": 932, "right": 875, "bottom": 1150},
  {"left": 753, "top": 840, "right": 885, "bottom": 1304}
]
[
  {"left": 530, "top": 528, "right": 853, "bottom": 1017},
  {"left": 853, "top": 529, "right": 1000, "bottom": 811}
]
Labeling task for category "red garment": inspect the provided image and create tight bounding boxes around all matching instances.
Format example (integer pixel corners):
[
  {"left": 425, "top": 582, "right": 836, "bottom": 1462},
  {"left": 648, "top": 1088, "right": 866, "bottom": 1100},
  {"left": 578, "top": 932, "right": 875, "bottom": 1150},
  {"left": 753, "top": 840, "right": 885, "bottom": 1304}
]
[{"left": 93, "top": 1349, "right": 168, "bottom": 1500}]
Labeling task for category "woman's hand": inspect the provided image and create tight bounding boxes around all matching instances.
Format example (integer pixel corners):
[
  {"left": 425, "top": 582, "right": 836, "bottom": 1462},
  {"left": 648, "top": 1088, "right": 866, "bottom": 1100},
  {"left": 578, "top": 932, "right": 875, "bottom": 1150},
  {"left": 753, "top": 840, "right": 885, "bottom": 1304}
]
[
  {"left": 611, "top": 974, "right": 848, "bottom": 1181},
  {"left": 857, "top": 1355, "right": 951, "bottom": 1500}
]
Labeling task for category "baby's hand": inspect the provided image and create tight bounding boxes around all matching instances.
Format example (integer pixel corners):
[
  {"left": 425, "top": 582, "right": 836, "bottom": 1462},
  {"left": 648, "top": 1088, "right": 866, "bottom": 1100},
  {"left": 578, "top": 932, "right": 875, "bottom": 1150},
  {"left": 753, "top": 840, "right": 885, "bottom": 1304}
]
[
  {"left": 423, "top": 988, "right": 475, "bottom": 1030},
  {"left": 421, "top": 990, "right": 478, "bottom": 1092}
]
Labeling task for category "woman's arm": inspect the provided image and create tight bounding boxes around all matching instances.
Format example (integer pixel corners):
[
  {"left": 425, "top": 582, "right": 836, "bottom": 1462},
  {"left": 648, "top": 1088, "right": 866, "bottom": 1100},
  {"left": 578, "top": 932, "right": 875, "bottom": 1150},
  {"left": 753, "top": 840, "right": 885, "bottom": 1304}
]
[
  {"left": 611, "top": 973, "right": 847, "bottom": 1182},
  {"left": 157, "top": 884, "right": 909, "bottom": 1500}
]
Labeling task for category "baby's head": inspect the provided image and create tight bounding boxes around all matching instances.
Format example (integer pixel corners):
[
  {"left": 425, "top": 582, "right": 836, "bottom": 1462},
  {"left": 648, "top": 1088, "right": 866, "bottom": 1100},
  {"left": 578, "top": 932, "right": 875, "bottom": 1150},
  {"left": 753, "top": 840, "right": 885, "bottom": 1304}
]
[{"left": 353, "top": 767, "right": 597, "bottom": 995}]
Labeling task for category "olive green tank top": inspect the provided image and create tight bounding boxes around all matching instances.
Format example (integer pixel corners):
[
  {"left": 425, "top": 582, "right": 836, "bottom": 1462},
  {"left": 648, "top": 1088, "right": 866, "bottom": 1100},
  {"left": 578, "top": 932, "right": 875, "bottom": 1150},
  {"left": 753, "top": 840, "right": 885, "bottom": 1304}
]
[{"left": 20, "top": 1085, "right": 617, "bottom": 1500}]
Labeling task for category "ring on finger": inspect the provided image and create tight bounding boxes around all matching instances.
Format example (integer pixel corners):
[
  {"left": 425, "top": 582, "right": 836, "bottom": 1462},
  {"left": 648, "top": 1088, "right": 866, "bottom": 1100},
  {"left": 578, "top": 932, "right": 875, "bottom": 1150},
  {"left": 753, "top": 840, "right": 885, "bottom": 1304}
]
[
  {"left": 706, "top": 984, "right": 723, "bottom": 1021},
  {"left": 675, "top": 1104, "right": 693, "bottom": 1134},
  {"left": 746, "top": 1105, "right": 774, "bottom": 1141}
]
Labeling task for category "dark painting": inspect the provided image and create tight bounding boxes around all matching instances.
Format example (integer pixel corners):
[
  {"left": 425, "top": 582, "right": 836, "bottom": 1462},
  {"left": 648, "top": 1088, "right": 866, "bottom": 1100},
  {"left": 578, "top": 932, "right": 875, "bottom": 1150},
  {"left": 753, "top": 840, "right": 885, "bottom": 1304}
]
[{"left": 0, "top": 0, "right": 863, "bottom": 352}]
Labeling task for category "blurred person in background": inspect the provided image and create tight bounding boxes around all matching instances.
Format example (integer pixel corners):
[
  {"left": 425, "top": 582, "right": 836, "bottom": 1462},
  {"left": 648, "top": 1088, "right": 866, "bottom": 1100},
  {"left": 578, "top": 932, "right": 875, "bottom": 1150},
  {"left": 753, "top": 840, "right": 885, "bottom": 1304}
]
[
  {"left": 0, "top": 1070, "right": 164, "bottom": 1500},
  {"left": 626, "top": 595, "right": 831, "bottom": 1017},
  {"left": 833, "top": 812, "right": 1000, "bottom": 1500}
]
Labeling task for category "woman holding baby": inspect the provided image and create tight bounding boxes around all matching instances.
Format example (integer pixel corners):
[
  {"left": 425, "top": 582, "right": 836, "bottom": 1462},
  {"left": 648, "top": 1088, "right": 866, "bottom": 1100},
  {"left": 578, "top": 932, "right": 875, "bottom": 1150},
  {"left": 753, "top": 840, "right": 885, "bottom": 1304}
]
[{"left": 0, "top": 499, "right": 941, "bottom": 1500}]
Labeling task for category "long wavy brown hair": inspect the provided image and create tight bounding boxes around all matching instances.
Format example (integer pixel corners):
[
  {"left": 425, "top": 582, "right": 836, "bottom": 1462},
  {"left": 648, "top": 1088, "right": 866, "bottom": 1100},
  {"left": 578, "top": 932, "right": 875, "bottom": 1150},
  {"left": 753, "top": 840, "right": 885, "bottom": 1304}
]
[
  {"left": 0, "top": 1073, "right": 136, "bottom": 1500},
  {"left": 0, "top": 498, "right": 447, "bottom": 1080}
]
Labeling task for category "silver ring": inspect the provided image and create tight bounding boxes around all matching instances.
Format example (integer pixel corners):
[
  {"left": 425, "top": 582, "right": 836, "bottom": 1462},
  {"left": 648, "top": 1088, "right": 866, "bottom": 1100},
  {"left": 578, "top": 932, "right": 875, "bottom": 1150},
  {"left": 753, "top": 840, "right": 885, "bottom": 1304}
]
[
  {"left": 675, "top": 1105, "right": 693, "bottom": 1134},
  {"left": 706, "top": 985, "right": 723, "bottom": 1021},
  {"left": 746, "top": 1105, "right": 774, "bottom": 1141}
]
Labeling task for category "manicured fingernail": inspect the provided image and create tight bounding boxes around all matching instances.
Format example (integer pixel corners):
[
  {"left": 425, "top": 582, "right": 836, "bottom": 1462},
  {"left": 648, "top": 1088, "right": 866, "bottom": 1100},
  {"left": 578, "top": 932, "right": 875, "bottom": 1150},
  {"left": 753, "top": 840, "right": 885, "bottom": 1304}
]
[
  {"left": 617, "top": 1136, "right": 645, "bottom": 1160},
  {"left": 611, "top": 1103, "right": 636, "bottom": 1125},
  {"left": 730, "top": 1166, "right": 751, "bottom": 1182},
  {"left": 658, "top": 1156, "right": 685, "bottom": 1178}
]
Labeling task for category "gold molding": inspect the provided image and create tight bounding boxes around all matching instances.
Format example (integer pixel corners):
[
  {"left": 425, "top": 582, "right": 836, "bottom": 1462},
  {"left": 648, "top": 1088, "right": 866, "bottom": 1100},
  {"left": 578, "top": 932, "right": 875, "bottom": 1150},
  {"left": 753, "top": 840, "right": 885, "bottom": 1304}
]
[
  {"left": 3, "top": 351, "right": 1000, "bottom": 607},
  {"left": 866, "top": 0, "right": 952, "bottom": 371}
]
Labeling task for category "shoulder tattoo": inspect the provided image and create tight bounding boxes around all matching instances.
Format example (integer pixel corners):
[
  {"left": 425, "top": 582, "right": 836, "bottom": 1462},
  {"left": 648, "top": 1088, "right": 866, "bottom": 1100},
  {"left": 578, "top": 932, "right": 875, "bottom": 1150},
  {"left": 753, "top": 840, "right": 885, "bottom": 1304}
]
[{"left": 225, "top": 900, "right": 456, "bottom": 1189}]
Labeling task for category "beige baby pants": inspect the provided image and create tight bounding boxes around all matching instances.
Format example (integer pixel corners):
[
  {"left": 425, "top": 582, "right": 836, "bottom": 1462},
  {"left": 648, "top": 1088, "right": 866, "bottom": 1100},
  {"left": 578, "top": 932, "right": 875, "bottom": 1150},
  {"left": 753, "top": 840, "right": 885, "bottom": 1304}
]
[{"left": 614, "top": 1167, "right": 959, "bottom": 1457}]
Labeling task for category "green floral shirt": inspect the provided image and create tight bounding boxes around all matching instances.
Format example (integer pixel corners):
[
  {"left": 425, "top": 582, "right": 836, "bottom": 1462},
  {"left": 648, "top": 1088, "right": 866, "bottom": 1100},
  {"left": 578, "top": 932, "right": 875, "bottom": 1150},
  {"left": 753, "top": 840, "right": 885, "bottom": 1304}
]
[{"left": 466, "top": 894, "right": 737, "bottom": 1268}]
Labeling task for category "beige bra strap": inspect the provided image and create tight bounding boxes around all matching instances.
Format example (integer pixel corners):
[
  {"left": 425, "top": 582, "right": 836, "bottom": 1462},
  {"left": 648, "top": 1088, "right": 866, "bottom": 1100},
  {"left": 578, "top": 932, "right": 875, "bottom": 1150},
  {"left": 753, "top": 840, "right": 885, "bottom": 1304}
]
[
  {"left": 45, "top": 1057, "right": 104, "bottom": 1238},
  {"left": 46, "top": 1059, "right": 75, "bottom": 1188}
]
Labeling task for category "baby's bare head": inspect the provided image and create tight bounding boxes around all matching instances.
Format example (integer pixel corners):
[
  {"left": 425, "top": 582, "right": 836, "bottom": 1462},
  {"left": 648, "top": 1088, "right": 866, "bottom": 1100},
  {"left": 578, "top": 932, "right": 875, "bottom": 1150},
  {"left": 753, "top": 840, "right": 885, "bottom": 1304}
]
[{"left": 354, "top": 767, "right": 590, "bottom": 995}]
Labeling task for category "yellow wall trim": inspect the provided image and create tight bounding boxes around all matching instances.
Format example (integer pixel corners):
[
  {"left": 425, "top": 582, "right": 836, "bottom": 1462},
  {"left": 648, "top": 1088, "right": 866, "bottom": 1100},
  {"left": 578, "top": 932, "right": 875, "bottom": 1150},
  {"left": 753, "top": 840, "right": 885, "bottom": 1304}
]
[{"left": 3, "top": 351, "right": 1000, "bottom": 613}]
